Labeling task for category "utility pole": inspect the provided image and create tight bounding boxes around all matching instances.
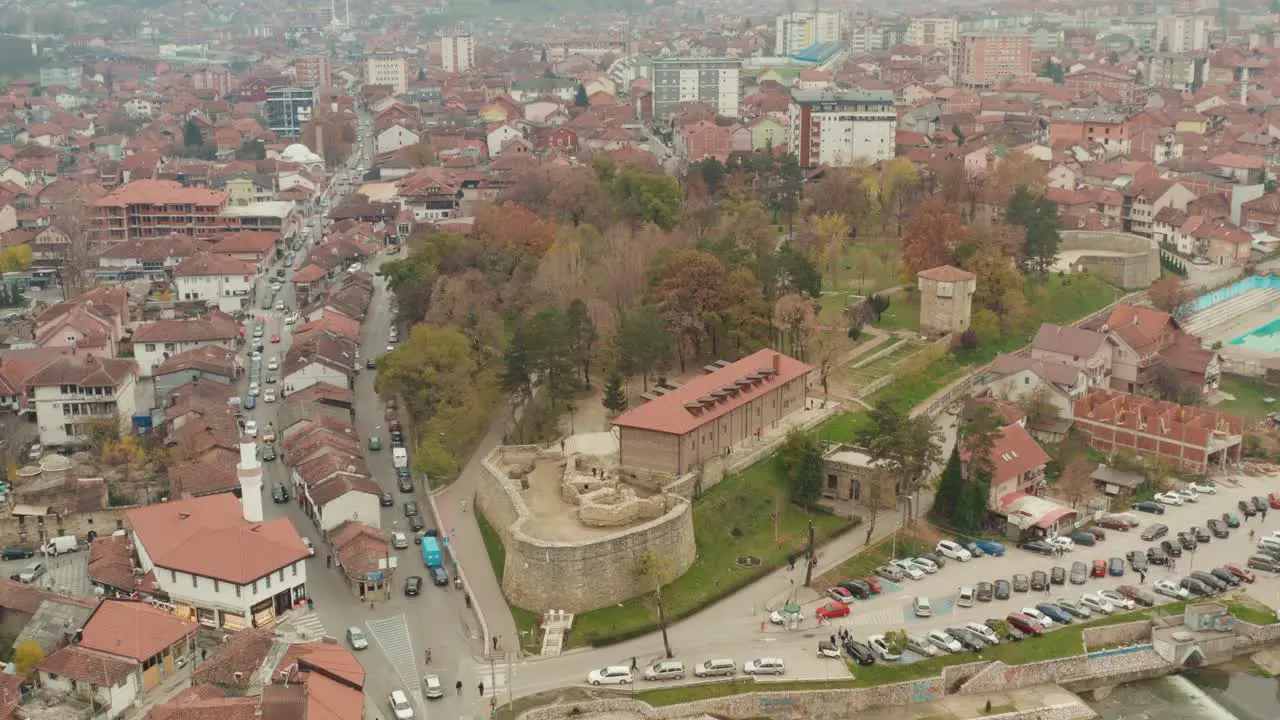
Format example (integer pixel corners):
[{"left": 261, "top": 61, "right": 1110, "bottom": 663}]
[{"left": 803, "top": 520, "right": 816, "bottom": 586}]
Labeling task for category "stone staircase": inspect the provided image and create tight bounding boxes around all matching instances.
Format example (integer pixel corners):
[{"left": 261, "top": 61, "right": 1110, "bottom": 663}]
[{"left": 1181, "top": 287, "right": 1280, "bottom": 337}]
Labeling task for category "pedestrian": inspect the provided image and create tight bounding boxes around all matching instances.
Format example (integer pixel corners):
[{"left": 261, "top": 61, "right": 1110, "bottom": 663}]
[
  {"left": 493, "top": 635, "right": 500, "bottom": 651},
  {"left": 478, "top": 682, "right": 485, "bottom": 697},
  {"left": 631, "top": 656, "right": 638, "bottom": 670},
  {"left": 830, "top": 634, "right": 836, "bottom": 645},
  {"left": 560, "top": 439, "right": 566, "bottom": 452},
  {"left": 326, "top": 554, "right": 332, "bottom": 569},
  {"left": 456, "top": 680, "right": 463, "bottom": 696},
  {"left": 1139, "top": 571, "right": 1146, "bottom": 584},
  {"left": 465, "top": 593, "right": 472, "bottom": 609}
]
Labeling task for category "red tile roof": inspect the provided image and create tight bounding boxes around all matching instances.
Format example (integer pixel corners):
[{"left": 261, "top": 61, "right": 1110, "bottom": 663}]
[
  {"left": 94, "top": 179, "right": 227, "bottom": 207},
  {"left": 917, "top": 264, "right": 976, "bottom": 282},
  {"left": 134, "top": 312, "right": 239, "bottom": 343},
  {"left": 37, "top": 645, "right": 135, "bottom": 687},
  {"left": 611, "top": 349, "right": 811, "bottom": 435},
  {"left": 79, "top": 599, "right": 199, "bottom": 662},
  {"left": 126, "top": 494, "right": 308, "bottom": 584}
]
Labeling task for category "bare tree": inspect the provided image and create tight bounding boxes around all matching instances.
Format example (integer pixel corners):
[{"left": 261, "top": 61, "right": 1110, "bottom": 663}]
[
  {"left": 635, "top": 551, "right": 677, "bottom": 658},
  {"left": 53, "top": 200, "right": 99, "bottom": 299},
  {"left": 1057, "top": 456, "right": 1094, "bottom": 509}
]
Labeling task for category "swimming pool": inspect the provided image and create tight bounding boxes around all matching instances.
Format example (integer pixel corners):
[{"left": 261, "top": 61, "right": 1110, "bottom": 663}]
[
  {"left": 1229, "top": 315, "right": 1280, "bottom": 353},
  {"left": 1185, "top": 275, "right": 1280, "bottom": 313}
]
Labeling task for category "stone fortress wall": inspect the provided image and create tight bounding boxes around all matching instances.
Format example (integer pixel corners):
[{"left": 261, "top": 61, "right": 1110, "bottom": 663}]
[
  {"left": 477, "top": 445, "right": 696, "bottom": 613},
  {"left": 1057, "top": 231, "right": 1160, "bottom": 289}
]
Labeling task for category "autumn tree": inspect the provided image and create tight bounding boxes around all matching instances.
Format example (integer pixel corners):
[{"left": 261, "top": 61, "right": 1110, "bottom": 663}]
[
  {"left": 900, "top": 197, "right": 966, "bottom": 283},
  {"left": 964, "top": 242, "right": 1029, "bottom": 340},
  {"left": 772, "top": 294, "right": 816, "bottom": 360},
  {"left": 402, "top": 140, "right": 436, "bottom": 167},
  {"left": 1057, "top": 455, "right": 1094, "bottom": 508},
  {"left": 719, "top": 268, "right": 772, "bottom": 357},
  {"left": 301, "top": 110, "right": 355, "bottom": 167},
  {"left": 1148, "top": 274, "right": 1193, "bottom": 314},
  {"left": 635, "top": 551, "right": 677, "bottom": 658},
  {"left": 14, "top": 639, "right": 43, "bottom": 680},
  {"left": 650, "top": 249, "right": 727, "bottom": 369},
  {"left": 804, "top": 165, "right": 870, "bottom": 223},
  {"left": 615, "top": 305, "right": 673, "bottom": 391},
  {"left": 0, "top": 244, "right": 33, "bottom": 272},
  {"left": 593, "top": 224, "right": 670, "bottom": 314},
  {"left": 474, "top": 202, "right": 559, "bottom": 279},
  {"left": 804, "top": 212, "right": 851, "bottom": 290},
  {"left": 606, "top": 163, "right": 682, "bottom": 229}
]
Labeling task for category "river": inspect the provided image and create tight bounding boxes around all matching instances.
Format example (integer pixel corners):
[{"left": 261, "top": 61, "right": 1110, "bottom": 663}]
[{"left": 1086, "top": 665, "right": 1280, "bottom": 720}]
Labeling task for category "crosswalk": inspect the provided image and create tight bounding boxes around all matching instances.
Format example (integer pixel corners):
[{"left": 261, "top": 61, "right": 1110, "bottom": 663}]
[
  {"left": 366, "top": 613, "right": 423, "bottom": 705},
  {"left": 479, "top": 666, "right": 508, "bottom": 699},
  {"left": 278, "top": 609, "right": 330, "bottom": 642},
  {"left": 837, "top": 605, "right": 905, "bottom": 628}
]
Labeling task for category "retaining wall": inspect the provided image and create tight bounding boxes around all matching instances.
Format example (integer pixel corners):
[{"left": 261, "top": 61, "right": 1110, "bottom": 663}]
[
  {"left": 1059, "top": 231, "right": 1160, "bottom": 288},
  {"left": 1082, "top": 620, "right": 1152, "bottom": 649}
]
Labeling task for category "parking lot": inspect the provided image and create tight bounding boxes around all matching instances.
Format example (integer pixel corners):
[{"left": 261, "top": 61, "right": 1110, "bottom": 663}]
[
  {"left": 774, "top": 475, "right": 1280, "bottom": 664},
  {"left": 1, "top": 549, "right": 94, "bottom": 597}
]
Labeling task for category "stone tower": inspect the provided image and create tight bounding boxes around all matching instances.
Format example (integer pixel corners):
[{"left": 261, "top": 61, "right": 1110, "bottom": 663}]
[{"left": 917, "top": 264, "right": 977, "bottom": 337}]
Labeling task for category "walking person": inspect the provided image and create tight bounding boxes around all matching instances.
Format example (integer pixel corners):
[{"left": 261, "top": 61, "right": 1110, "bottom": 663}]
[
  {"left": 478, "top": 682, "right": 485, "bottom": 697},
  {"left": 631, "top": 656, "right": 638, "bottom": 671},
  {"left": 1139, "top": 570, "right": 1146, "bottom": 584},
  {"left": 456, "top": 680, "right": 463, "bottom": 696}
]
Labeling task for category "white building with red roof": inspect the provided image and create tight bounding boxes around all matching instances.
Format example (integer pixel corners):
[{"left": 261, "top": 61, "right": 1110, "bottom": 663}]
[
  {"left": 126, "top": 490, "right": 309, "bottom": 632},
  {"left": 173, "top": 252, "right": 255, "bottom": 313},
  {"left": 133, "top": 311, "right": 240, "bottom": 377}
]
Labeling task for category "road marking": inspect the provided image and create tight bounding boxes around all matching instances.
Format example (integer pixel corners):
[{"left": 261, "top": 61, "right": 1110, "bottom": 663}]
[
  {"left": 828, "top": 605, "right": 905, "bottom": 629},
  {"left": 367, "top": 613, "right": 424, "bottom": 706},
  {"left": 929, "top": 596, "right": 957, "bottom": 617},
  {"left": 279, "top": 609, "right": 330, "bottom": 641}
]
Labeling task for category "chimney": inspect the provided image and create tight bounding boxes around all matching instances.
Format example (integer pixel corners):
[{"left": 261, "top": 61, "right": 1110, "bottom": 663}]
[
  {"left": 772, "top": 352, "right": 782, "bottom": 374},
  {"left": 237, "top": 440, "right": 264, "bottom": 523}
]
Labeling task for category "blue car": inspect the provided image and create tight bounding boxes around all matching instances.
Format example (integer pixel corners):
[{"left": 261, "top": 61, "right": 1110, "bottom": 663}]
[
  {"left": 974, "top": 540, "right": 1006, "bottom": 557},
  {"left": 244, "top": 394, "right": 256, "bottom": 410},
  {"left": 1036, "top": 602, "right": 1072, "bottom": 625}
]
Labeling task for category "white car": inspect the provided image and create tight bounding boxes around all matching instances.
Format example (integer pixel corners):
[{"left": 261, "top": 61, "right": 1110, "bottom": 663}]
[
  {"left": 769, "top": 608, "right": 805, "bottom": 625},
  {"left": 263, "top": 390, "right": 276, "bottom": 403},
  {"left": 743, "top": 657, "right": 786, "bottom": 675},
  {"left": 1154, "top": 579, "right": 1189, "bottom": 599},
  {"left": 587, "top": 666, "right": 632, "bottom": 685},
  {"left": 965, "top": 622, "right": 1000, "bottom": 645},
  {"left": 302, "top": 537, "right": 315, "bottom": 556},
  {"left": 285, "top": 313, "right": 299, "bottom": 325},
  {"left": 1258, "top": 536, "right": 1280, "bottom": 553},
  {"left": 1099, "top": 589, "right": 1135, "bottom": 610},
  {"left": 890, "top": 559, "right": 925, "bottom": 580},
  {"left": 1021, "top": 607, "right": 1055, "bottom": 629},
  {"left": 907, "top": 635, "right": 940, "bottom": 657},
  {"left": 251, "top": 350, "right": 262, "bottom": 360},
  {"left": 1154, "top": 492, "right": 1183, "bottom": 506},
  {"left": 1188, "top": 482, "right": 1216, "bottom": 494},
  {"left": 248, "top": 382, "right": 260, "bottom": 396},
  {"left": 957, "top": 586, "right": 974, "bottom": 608},
  {"left": 1047, "top": 536, "right": 1074, "bottom": 552},
  {"left": 422, "top": 674, "right": 443, "bottom": 699},
  {"left": 910, "top": 556, "right": 939, "bottom": 574},
  {"left": 244, "top": 420, "right": 259, "bottom": 437},
  {"left": 927, "top": 629, "right": 962, "bottom": 653},
  {"left": 1080, "top": 593, "right": 1114, "bottom": 615},
  {"left": 913, "top": 596, "right": 933, "bottom": 617},
  {"left": 1174, "top": 489, "right": 1198, "bottom": 503},
  {"left": 267, "top": 357, "right": 279, "bottom": 371},
  {"left": 389, "top": 690, "right": 414, "bottom": 719},
  {"left": 867, "top": 635, "right": 901, "bottom": 662},
  {"left": 936, "top": 540, "right": 973, "bottom": 562}
]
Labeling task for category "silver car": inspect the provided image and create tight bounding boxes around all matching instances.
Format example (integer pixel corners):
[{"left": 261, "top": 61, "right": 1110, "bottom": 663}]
[{"left": 906, "top": 634, "right": 940, "bottom": 657}]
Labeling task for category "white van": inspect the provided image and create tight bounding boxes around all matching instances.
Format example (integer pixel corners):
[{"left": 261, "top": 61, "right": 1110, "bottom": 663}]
[{"left": 392, "top": 447, "right": 408, "bottom": 468}]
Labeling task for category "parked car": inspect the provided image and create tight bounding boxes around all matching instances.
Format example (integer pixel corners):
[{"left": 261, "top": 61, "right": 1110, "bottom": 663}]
[
  {"left": 1069, "top": 562, "right": 1088, "bottom": 584},
  {"left": 890, "top": 559, "right": 926, "bottom": 580},
  {"left": 861, "top": 576, "right": 883, "bottom": 594},
  {"left": 1081, "top": 527, "right": 1107, "bottom": 541},
  {"left": 918, "top": 553, "right": 946, "bottom": 570},
  {"left": 389, "top": 690, "right": 414, "bottom": 719},
  {"left": 1224, "top": 563, "right": 1256, "bottom": 583},
  {"left": 1054, "top": 598, "right": 1092, "bottom": 620},
  {"left": 1210, "top": 567, "right": 1243, "bottom": 587},
  {"left": 694, "top": 659, "right": 737, "bottom": 678},
  {"left": 1146, "top": 546, "right": 1168, "bottom": 565},
  {"left": 1006, "top": 613, "right": 1045, "bottom": 636},
  {"left": 1030, "top": 570, "right": 1049, "bottom": 591},
  {"left": 1012, "top": 574, "right": 1030, "bottom": 592},
  {"left": 926, "top": 629, "right": 962, "bottom": 654},
  {"left": 1154, "top": 492, "right": 1184, "bottom": 506},
  {"left": 1247, "top": 555, "right": 1280, "bottom": 573},
  {"left": 986, "top": 617, "right": 1026, "bottom": 642},
  {"left": 876, "top": 565, "right": 905, "bottom": 582},
  {"left": 744, "top": 657, "right": 786, "bottom": 675},
  {"left": 1141, "top": 524, "right": 1169, "bottom": 541},
  {"left": 1109, "top": 557, "right": 1125, "bottom": 576},
  {"left": 976, "top": 581, "right": 994, "bottom": 601},
  {"left": 380, "top": 492, "right": 394, "bottom": 507},
  {"left": 1126, "top": 550, "right": 1148, "bottom": 572},
  {"left": 1176, "top": 531, "right": 1197, "bottom": 550},
  {"left": 1190, "top": 570, "right": 1226, "bottom": 592},
  {"left": 1102, "top": 591, "right": 1138, "bottom": 611},
  {"left": 1080, "top": 593, "right": 1114, "bottom": 615},
  {"left": 1223, "top": 512, "right": 1242, "bottom": 528},
  {"left": 1133, "top": 501, "right": 1166, "bottom": 515},
  {"left": 963, "top": 541, "right": 985, "bottom": 558},
  {"left": 1191, "top": 526, "right": 1210, "bottom": 543},
  {"left": 1189, "top": 482, "right": 1216, "bottom": 494},
  {"left": 946, "top": 627, "right": 985, "bottom": 652},
  {"left": 643, "top": 661, "right": 686, "bottom": 681},
  {"left": 1180, "top": 577, "right": 1213, "bottom": 597},
  {"left": 404, "top": 576, "right": 423, "bottom": 596},
  {"left": 974, "top": 540, "right": 1006, "bottom": 556},
  {"left": 906, "top": 635, "right": 941, "bottom": 658},
  {"left": 1050, "top": 566, "right": 1066, "bottom": 585},
  {"left": 827, "top": 587, "right": 854, "bottom": 603},
  {"left": 403, "top": 501, "right": 419, "bottom": 517},
  {"left": 913, "top": 596, "right": 933, "bottom": 617},
  {"left": 1070, "top": 531, "right": 1096, "bottom": 547},
  {"left": 1047, "top": 536, "right": 1075, "bottom": 552},
  {"left": 816, "top": 602, "right": 851, "bottom": 620},
  {"left": 1207, "top": 518, "right": 1229, "bottom": 538},
  {"left": 587, "top": 666, "right": 633, "bottom": 685},
  {"left": 1239, "top": 500, "right": 1258, "bottom": 517},
  {"left": 994, "top": 579, "right": 1012, "bottom": 599},
  {"left": 271, "top": 483, "right": 288, "bottom": 503},
  {"left": 1270, "top": 492, "right": 1280, "bottom": 509},
  {"left": 957, "top": 586, "right": 975, "bottom": 608},
  {"left": 1035, "top": 603, "right": 1073, "bottom": 626},
  {"left": 1174, "top": 489, "right": 1198, "bottom": 504},
  {"left": 1022, "top": 605, "right": 1059, "bottom": 627},
  {"left": 936, "top": 540, "right": 972, "bottom": 562},
  {"left": 838, "top": 580, "right": 871, "bottom": 599},
  {"left": 1160, "top": 539, "right": 1182, "bottom": 558},
  {"left": 1019, "top": 540, "right": 1056, "bottom": 556},
  {"left": 1096, "top": 516, "right": 1134, "bottom": 530},
  {"left": 347, "top": 627, "right": 369, "bottom": 650},
  {"left": 845, "top": 640, "right": 876, "bottom": 665},
  {"left": 866, "top": 636, "right": 901, "bottom": 662},
  {"left": 0, "top": 546, "right": 34, "bottom": 561},
  {"left": 1091, "top": 559, "right": 1107, "bottom": 577},
  {"left": 1116, "top": 585, "right": 1156, "bottom": 607},
  {"left": 1251, "top": 496, "right": 1268, "bottom": 513},
  {"left": 965, "top": 622, "right": 999, "bottom": 645},
  {"left": 1154, "top": 579, "right": 1189, "bottom": 599}
]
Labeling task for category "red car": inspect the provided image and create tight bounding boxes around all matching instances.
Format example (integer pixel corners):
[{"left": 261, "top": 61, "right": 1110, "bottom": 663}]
[
  {"left": 815, "top": 601, "right": 850, "bottom": 620},
  {"left": 861, "top": 576, "right": 882, "bottom": 594},
  {"left": 1091, "top": 559, "right": 1107, "bottom": 577},
  {"left": 1224, "top": 562, "right": 1257, "bottom": 583},
  {"left": 271, "top": 334, "right": 281, "bottom": 343},
  {"left": 1269, "top": 493, "right": 1280, "bottom": 510}
]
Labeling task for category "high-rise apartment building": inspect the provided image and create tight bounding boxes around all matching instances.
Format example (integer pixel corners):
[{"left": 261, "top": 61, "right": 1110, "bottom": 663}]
[
  {"left": 788, "top": 88, "right": 897, "bottom": 168},
  {"left": 906, "top": 17, "right": 958, "bottom": 47},
  {"left": 954, "top": 34, "right": 1032, "bottom": 87},
  {"left": 652, "top": 57, "right": 742, "bottom": 118},
  {"left": 294, "top": 56, "right": 332, "bottom": 88},
  {"left": 265, "top": 86, "right": 318, "bottom": 138},
  {"left": 774, "top": 11, "right": 842, "bottom": 56},
  {"left": 441, "top": 34, "right": 476, "bottom": 73},
  {"left": 1155, "top": 14, "right": 1209, "bottom": 53},
  {"left": 93, "top": 180, "right": 231, "bottom": 243},
  {"left": 365, "top": 53, "right": 409, "bottom": 95}
]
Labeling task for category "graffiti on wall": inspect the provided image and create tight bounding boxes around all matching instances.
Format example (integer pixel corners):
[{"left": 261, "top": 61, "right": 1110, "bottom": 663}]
[{"left": 910, "top": 680, "right": 938, "bottom": 703}]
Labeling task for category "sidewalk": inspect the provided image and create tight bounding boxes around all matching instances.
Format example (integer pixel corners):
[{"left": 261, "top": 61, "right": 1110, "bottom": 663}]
[{"left": 432, "top": 411, "right": 520, "bottom": 659}]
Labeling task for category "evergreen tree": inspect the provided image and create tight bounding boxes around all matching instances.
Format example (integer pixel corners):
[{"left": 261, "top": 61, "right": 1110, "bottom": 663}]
[
  {"left": 540, "top": 47, "right": 549, "bottom": 64},
  {"left": 602, "top": 372, "right": 627, "bottom": 414},
  {"left": 417, "top": 69, "right": 426, "bottom": 81},
  {"left": 574, "top": 83, "right": 589, "bottom": 107},
  {"left": 183, "top": 119, "right": 203, "bottom": 147},
  {"left": 791, "top": 439, "right": 823, "bottom": 509},
  {"left": 932, "top": 446, "right": 964, "bottom": 522}
]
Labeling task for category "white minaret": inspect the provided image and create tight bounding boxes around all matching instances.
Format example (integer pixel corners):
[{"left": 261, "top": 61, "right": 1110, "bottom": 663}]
[{"left": 238, "top": 441, "right": 264, "bottom": 523}]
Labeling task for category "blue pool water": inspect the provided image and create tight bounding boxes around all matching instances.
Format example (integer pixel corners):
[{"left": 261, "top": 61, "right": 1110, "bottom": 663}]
[
  {"left": 1185, "top": 275, "right": 1280, "bottom": 313},
  {"left": 1229, "top": 316, "right": 1280, "bottom": 352}
]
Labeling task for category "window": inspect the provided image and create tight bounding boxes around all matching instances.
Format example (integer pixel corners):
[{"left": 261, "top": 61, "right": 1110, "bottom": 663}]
[
  {"left": 213, "top": 579, "right": 220, "bottom": 592},
  {"left": 145, "top": 344, "right": 157, "bottom": 352},
  {"left": 171, "top": 570, "right": 177, "bottom": 583},
  {"left": 252, "top": 581, "right": 257, "bottom": 594},
  {"left": 292, "top": 563, "right": 297, "bottom": 577},
  {"left": 265, "top": 574, "right": 271, "bottom": 589},
  {"left": 235, "top": 585, "right": 241, "bottom": 598}
]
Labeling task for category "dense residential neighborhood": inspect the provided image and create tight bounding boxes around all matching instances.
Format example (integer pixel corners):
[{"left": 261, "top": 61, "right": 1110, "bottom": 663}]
[{"left": 4, "top": 0, "right": 1280, "bottom": 719}]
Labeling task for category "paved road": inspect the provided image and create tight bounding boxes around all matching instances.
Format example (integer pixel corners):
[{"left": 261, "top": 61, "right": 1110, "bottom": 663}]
[{"left": 461, "top": 474, "right": 1280, "bottom": 703}]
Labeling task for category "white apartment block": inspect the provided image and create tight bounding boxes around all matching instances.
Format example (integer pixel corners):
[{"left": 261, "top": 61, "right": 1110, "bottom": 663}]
[
  {"left": 366, "top": 54, "right": 408, "bottom": 95},
  {"left": 652, "top": 57, "right": 742, "bottom": 118},
  {"left": 907, "top": 17, "right": 958, "bottom": 47},
  {"left": 774, "top": 11, "right": 842, "bottom": 56},
  {"left": 441, "top": 34, "right": 476, "bottom": 73},
  {"left": 788, "top": 88, "right": 897, "bottom": 168},
  {"left": 1155, "top": 14, "right": 1209, "bottom": 53},
  {"left": 29, "top": 356, "right": 138, "bottom": 447}
]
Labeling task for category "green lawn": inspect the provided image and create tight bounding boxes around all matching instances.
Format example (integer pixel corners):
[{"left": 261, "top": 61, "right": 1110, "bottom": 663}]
[
  {"left": 1216, "top": 376, "right": 1278, "bottom": 423},
  {"left": 873, "top": 293, "right": 921, "bottom": 331},
  {"left": 567, "top": 461, "right": 854, "bottom": 648},
  {"left": 839, "top": 238, "right": 902, "bottom": 296},
  {"left": 815, "top": 532, "right": 937, "bottom": 587},
  {"left": 636, "top": 679, "right": 857, "bottom": 707},
  {"left": 817, "top": 411, "right": 869, "bottom": 443},
  {"left": 1226, "top": 598, "right": 1278, "bottom": 626}
]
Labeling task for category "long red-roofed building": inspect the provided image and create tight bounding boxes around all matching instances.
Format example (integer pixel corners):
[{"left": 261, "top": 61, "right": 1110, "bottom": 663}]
[
  {"left": 611, "top": 349, "right": 811, "bottom": 475},
  {"left": 1072, "top": 388, "right": 1243, "bottom": 473},
  {"left": 93, "top": 179, "right": 232, "bottom": 242}
]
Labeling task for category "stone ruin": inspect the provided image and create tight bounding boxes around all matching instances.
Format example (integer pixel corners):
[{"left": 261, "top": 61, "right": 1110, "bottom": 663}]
[{"left": 560, "top": 454, "right": 669, "bottom": 528}]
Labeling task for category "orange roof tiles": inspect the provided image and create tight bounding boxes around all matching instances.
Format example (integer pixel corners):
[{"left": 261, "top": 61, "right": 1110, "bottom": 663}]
[
  {"left": 611, "top": 349, "right": 811, "bottom": 435},
  {"left": 94, "top": 179, "right": 228, "bottom": 207},
  {"left": 79, "top": 599, "right": 199, "bottom": 662},
  {"left": 917, "top": 265, "right": 975, "bottom": 282},
  {"left": 126, "top": 494, "right": 308, "bottom": 584}
]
